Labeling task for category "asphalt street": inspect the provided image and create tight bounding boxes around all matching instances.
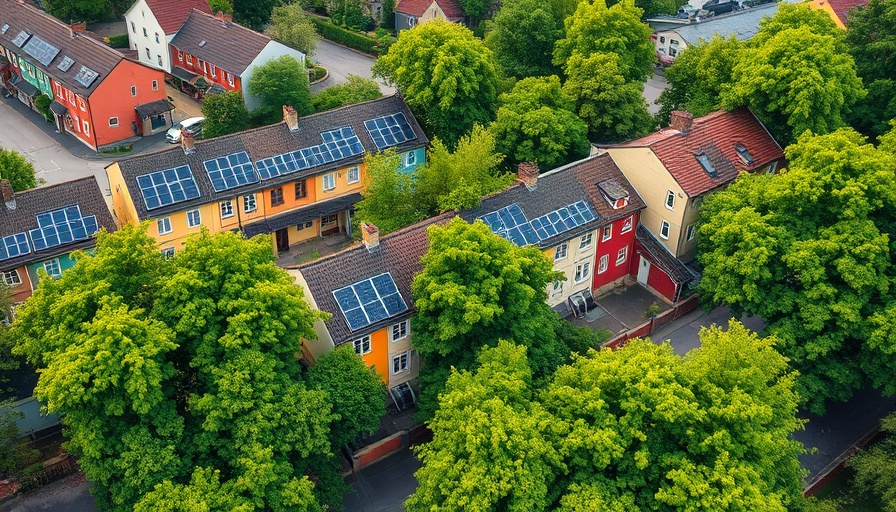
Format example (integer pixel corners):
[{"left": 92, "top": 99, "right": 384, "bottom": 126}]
[{"left": 310, "top": 39, "right": 394, "bottom": 96}]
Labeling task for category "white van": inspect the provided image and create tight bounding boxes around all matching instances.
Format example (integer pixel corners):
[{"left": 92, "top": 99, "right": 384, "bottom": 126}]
[{"left": 166, "top": 117, "right": 205, "bottom": 143}]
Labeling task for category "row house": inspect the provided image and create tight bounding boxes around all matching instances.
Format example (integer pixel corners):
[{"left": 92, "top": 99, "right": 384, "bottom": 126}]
[
  {"left": 394, "top": 0, "right": 465, "bottom": 32},
  {"left": 124, "top": 0, "right": 212, "bottom": 73},
  {"left": 0, "top": 0, "right": 171, "bottom": 151},
  {"left": 105, "top": 95, "right": 427, "bottom": 256},
  {"left": 0, "top": 177, "right": 117, "bottom": 306},
  {"left": 168, "top": 9, "right": 306, "bottom": 109}
]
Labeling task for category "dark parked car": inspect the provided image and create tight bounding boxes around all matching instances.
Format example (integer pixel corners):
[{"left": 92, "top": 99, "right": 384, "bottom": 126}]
[{"left": 701, "top": 0, "right": 740, "bottom": 14}]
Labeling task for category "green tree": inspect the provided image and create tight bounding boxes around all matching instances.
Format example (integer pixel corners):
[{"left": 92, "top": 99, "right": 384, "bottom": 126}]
[
  {"left": 311, "top": 75, "right": 383, "bottom": 112},
  {"left": 381, "top": 0, "right": 396, "bottom": 28},
  {"left": 8, "top": 226, "right": 365, "bottom": 511},
  {"left": 607, "top": 0, "right": 686, "bottom": 17},
  {"left": 845, "top": 0, "right": 896, "bottom": 138},
  {"left": 33, "top": 94, "right": 53, "bottom": 122},
  {"left": 458, "top": 0, "right": 492, "bottom": 22},
  {"left": 43, "top": 0, "right": 106, "bottom": 23},
  {"left": 373, "top": 20, "right": 498, "bottom": 147},
  {"left": 416, "top": 125, "right": 512, "bottom": 212},
  {"left": 208, "top": 0, "right": 233, "bottom": 15},
  {"left": 201, "top": 91, "right": 251, "bottom": 139},
  {"left": 656, "top": 35, "right": 742, "bottom": 126},
  {"left": 249, "top": 55, "right": 314, "bottom": 125},
  {"left": 486, "top": 0, "right": 561, "bottom": 79},
  {"left": 553, "top": 0, "right": 654, "bottom": 84},
  {"left": 0, "top": 400, "right": 38, "bottom": 478},
  {"left": 562, "top": 52, "right": 654, "bottom": 142},
  {"left": 490, "top": 76, "right": 590, "bottom": 170},
  {"left": 232, "top": 0, "right": 279, "bottom": 30},
  {"left": 697, "top": 129, "right": 896, "bottom": 414},
  {"left": 849, "top": 413, "right": 896, "bottom": 510},
  {"left": 269, "top": 3, "right": 319, "bottom": 56},
  {"left": 752, "top": 2, "right": 844, "bottom": 43},
  {"left": 0, "top": 149, "right": 37, "bottom": 192},
  {"left": 354, "top": 149, "right": 425, "bottom": 233}
]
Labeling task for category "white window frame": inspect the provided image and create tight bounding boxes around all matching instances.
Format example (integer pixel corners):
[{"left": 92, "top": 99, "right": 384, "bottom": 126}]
[
  {"left": 616, "top": 246, "right": 627, "bottom": 266},
  {"left": 574, "top": 261, "right": 591, "bottom": 283},
  {"left": 766, "top": 161, "right": 777, "bottom": 174},
  {"left": 550, "top": 279, "right": 563, "bottom": 297},
  {"left": 82, "top": 120, "right": 90, "bottom": 137},
  {"left": 579, "top": 233, "right": 593, "bottom": 250},
  {"left": 109, "top": 117, "right": 119, "bottom": 127},
  {"left": 322, "top": 173, "right": 336, "bottom": 191},
  {"left": 665, "top": 190, "right": 675, "bottom": 210},
  {"left": 157, "top": 217, "right": 173, "bottom": 235},
  {"left": 392, "top": 351, "right": 410, "bottom": 374},
  {"left": 392, "top": 320, "right": 408, "bottom": 341},
  {"left": 155, "top": 32, "right": 160, "bottom": 43},
  {"left": 686, "top": 223, "right": 696, "bottom": 241},
  {"left": 598, "top": 254, "right": 609, "bottom": 274},
  {"left": 2, "top": 270, "right": 22, "bottom": 286},
  {"left": 621, "top": 215, "right": 634, "bottom": 234},
  {"left": 347, "top": 166, "right": 360, "bottom": 184},
  {"left": 554, "top": 243, "right": 568, "bottom": 261},
  {"left": 161, "top": 247, "right": 175, "bottom": 259},
  {"left": 187, "top": 209, "right": 202, "bottom": 228},
  {"left": 152, "top": 79, "right": 158, "bottom": 91},
  {"left": 660, "top": 220, "right": 671, "bottom": 240},
  {"left": 220, "top": 200, "right": 234, "bottom": 219},
  {"left": 228, "top": 73, "right": 234, "bottom": 86},
  {"left": 43, "top": 258, "right": 61, "bottom": 277},
  {"left": 602, "top": 224, "right": 612, "bottom": 242},
  {"left": 243, "top": 194, "right": 257, "bottom": 213},
  {"left": 353, "top": 335, "right": 371, "bottom": 355},
  {"left": 405, "top": 151, "right": 417, "bottom": 167}
]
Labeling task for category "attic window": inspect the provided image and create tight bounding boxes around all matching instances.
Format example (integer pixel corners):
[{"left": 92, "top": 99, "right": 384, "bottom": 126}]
[
  {"left": 1, "top": 24, "right": 9, "bottom": 35},
  {"left": 696, "top": 152, "right": 718, "bottom": 178},
  {"left": 597, "top": 179, "right": 630, "bottom": 210},
  {"left": 734, "top": 143, "right": 754, "bottom": 166},
  {"left": 198, "top": 40, "right": 207, "bottom": 47}
]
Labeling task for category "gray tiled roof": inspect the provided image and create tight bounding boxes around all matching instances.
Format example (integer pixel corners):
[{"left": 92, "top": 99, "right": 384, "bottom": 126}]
[
  {"left": 0, "top": 177, "right": 117, "bottom": 270},
  {"left": 635, "top": 224, "right": 694, "bottom": 284},
  {"left": 169, "top": 9, "right": 271, "bottom": 76},
  {"left": 112, "top": 95, "right": 428, "bottom": 221},
  {"left": 674, "top": 3, "right": 779, "bottom": 45}
]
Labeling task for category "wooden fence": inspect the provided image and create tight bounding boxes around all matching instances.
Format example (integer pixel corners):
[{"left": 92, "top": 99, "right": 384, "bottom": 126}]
[{"left": 602, "top": 295, "right": 701, "bottom": 350}]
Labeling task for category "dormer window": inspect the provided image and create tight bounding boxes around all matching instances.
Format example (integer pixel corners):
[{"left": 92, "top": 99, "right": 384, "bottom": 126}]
[
  {"left": 597, "top": 179, "right": 630, "bottom": 210},
  {"left": 734, "top": 143, "right": 754, "bottom": 166},
  {"left": 696, "top": 152, "right": 718, "bottom": 178}
]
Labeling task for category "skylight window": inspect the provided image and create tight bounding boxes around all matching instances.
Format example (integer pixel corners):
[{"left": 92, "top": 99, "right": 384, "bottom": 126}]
[
  {"left": 696, "top": 153, "right": 718, "bottom": 178},
  {"left": 734, "top": 143, "right": 754, "bottom": 165}
]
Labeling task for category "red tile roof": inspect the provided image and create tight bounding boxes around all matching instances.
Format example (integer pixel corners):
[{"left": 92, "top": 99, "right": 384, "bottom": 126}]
[
  {"left": 395, "top": 0, "right": 465, "bottom": 19},
  {"left": 614, "top": 107, "right": 784, "bottom": 197},
  {"left": 826, "top": 0, "right": 868, "bottom": 25},
  {"left": 145, "top": 0, "right": 213, "bottom": 34}
]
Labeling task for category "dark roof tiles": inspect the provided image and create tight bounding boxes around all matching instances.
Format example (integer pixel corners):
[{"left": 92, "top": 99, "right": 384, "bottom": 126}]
[{"left": 169, "top": 9, "right": 271, "bottom": 75}]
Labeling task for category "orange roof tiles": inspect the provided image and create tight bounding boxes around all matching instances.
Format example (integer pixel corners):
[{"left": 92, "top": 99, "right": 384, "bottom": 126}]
[
  {"left": 144, "top": 0, "right": 213, "bottom": 34},
  {"left": 395, "top": 0, "right": 465, "bottom": 19}
]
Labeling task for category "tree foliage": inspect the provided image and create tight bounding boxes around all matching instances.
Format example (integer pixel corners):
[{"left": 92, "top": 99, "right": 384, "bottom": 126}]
[
  {"left": 607, "top": 0, "right": 687, "bottom": 17},
  {"left": 44, "top": 0, "right": 107, "bottom": 23},
  {"left": 408, "top": 323, "right": 809, "bottom": 510},
  {"left": 845, "top": 0, "right": 896, "bottom": 138},
  {"left": 200, "top": 91, "right": 251, "bottom": 139},
  {"left": 849, "top": 413, "right": 896, "bottom": 510},
  {"left": 0, "top": 149, "right": 37, "bottom": 192},
  {"left": 249, "top": 55, "right": 313, "bottom": 125},
  {"left": 354, "top": 149, "right": 426, "bottom": 233},
  {"left": 697, "top": 129, "right": 896, "bottom": 414},
  {"left": 485, "top": 0, "right": 561, "bottom": 79},
  {"left": 7, "top": 226, "right": 377, "bottom": 511},
  {"left": 0, "top": 400, "right": 38, "bottom": 478},
  {"left": 232, "top": 0, "right": 279, "bottom": 30},
  {"left": 311, "top": 75, "right": 383, "bottom": 112},
  {"left": 269, "top": 3, "right": 319, "bottom": 56},
  {"left": 373, "top": 20, "right": 498, "bottom": 147},
  {"left": 490, "top": 76, "right": 590, "bottom": 170},
  {"left": 208, "top": 0, "right": 233, "bottom": 15}
]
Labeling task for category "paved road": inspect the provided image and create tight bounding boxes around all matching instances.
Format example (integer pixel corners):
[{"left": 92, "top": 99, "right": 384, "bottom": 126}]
[
  {"left": 310, "top": 39, "right": 395, "bottom": 95},
  {"left": 643, "top": 71, "right": 668, "bottom": 115},
  {"left": 344, "top": 449, "right": 421, "bottom": 512}
]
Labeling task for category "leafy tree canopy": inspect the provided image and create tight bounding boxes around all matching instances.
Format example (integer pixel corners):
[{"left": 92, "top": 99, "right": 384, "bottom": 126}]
[
  {"left": 553, "top": 0, "right": 655, "bottom": 83},
  {"left": 0, "top": 400, "right": 38, "bottom": 478},
  {"left": 607, "top": 0, "right": 687, "bottom": 17},
  {"left": 845, "top": 0, "right": 896, "bottom": 138},
  {"left": 269, "top": 3, "right": 319, "bottom": 56},
  {"left": 459, "top": 0, "right": 492, "bottom": 20},
  {"left": 311, "top": 75, "right": 383, "bottom": 112},
  {"left": 232, "top": 0, "right": 279, "bottom": 30},
  {"left": 373, "top": 20, "right": 498, "bottom": 148},
  {"left": 0, "top": 149, "right": 37, "bottom": 192},
  {"left": 200, "top": 91, "right": 251, "bottom": 139},
  {"left": 485, "top": 0, "right": 562, "bottom": 79},
  {"left": 208, "top": 0, "right": 233, "bottom": 15},
  {"left": 697, "top": 128, "right": 896, "bottom": 414},
  {"left": 354, "top": 149, "right": 426, "bottom": 233},
  {"left": 248, "top": 55, "right": 313, "bottom": 125},
  {"left": 490, "top": 75, "right": 590, "bottom": 170},
  {"left": 752, "top": 2, "right": 844, "bottom": 44},
  {"left": 44, "top": 0, "right": 106, "bottom": 23},
  {"left": 849, "top": 413, "right": 896, "bottom": 510}
]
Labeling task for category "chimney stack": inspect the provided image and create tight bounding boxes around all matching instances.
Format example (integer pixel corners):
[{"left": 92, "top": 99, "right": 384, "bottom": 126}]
[
  {"left": 216, "top": 11, "right": 233, "bottom": 23},
  {"left": 1, "top": 179, "right": 16, "bottom": 210},
  {"left": 283, "top": 105, "right": 298, "bottom": 132},
  {"left": 182, "top": 130, "right": 196, "bottom": 155},
  {"left": 517, "top": 162, "right": 539, "bottom": 190},
  {"left": 669, "top": 111, "right": 693, "bottom": 133},
  {"left": 361, "top": 222, "right": 379, "bottom": 251}
]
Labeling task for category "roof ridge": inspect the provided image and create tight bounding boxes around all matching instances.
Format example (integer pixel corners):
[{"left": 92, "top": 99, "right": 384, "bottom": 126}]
[
  {"left": 13, "top": 1, "right": 126, "bottom": 61},
  {"left": 13, "top": 176, "right": 98, "bottom": 197},
  {"left": 187, "top": 8, "right": 272, "bottom": 42}
]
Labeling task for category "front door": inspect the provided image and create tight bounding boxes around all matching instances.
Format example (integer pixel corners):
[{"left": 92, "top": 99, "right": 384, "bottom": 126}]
[
  {"left": 275, "top": 228, "right": 289, "bottom": 252},
  {"left": 637, "top": 255, "right": 650, "bottom": 285}
]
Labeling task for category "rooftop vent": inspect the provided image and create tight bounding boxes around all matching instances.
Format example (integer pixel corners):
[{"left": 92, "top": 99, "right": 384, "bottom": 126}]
[{"left": 198, "top": 40, "right": 206, "bottom": 47}]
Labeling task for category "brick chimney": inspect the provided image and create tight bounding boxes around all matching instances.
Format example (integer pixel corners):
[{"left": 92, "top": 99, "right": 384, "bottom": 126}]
[
  {"left": 361, "top": 222, "right": 379, "bottom": 251},
  {"left": 283, "top": 105, "right": 298, "bottom": 132},
  {"left": 517, "top": 162, "right": 539, "bottom": 190},
  {"left": 182, "top": 130, "right": 196, "bottom": 155},
  {"left": 216, "top": 11, "right": 233, "bottom": 23},
  {"left": 669, "top": 111, "right": 693, "bottom": 133},
  {"left": 1, "top": 179, "right": 15, "bottom": 210}
]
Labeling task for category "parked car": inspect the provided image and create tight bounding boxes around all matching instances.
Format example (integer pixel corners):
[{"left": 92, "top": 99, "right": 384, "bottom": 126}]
[
  {"left": 166, "top": 117, "right": 205, "bottom": 143},
  {"left": 701, "top": 0, "right": 740, "bottom": 14}
]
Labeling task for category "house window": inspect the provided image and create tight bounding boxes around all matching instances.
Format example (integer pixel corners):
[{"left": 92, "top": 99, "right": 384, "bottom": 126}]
[
  {"left": 178, "top": 51, "right": 183, "bottom": 62},
  {"left": 187, "top": 209, "right": 201, "bottom": 228},
  {"left": 243, "top": 194, "right": 257, "bottom": 213},
  {"left": 353, "top": 335, "right": 371, "bottom": 355},
  {"left": 143, "top": 27, "right": 148, "bottom": 37},
  {"left": 2, "top": 270, "right": 21, "bottom": 286},
  {"left": 161, "top": 247, "right": 175, "bottom": 259},
  {"left": 347, "top": 166, "right": 360, "bottom": 184},
  {"left": 157, "top": 217, "right": 173, "bottom": 234},
  {"left": 665, "top": 190, "right": 675, "bottom": 210},
  {"left": 131, "top": 85, "right": 137, "bottom": 96},
  {"left": 220, "top": 200, "right": 234, "bottom": 218},
  {"left": 574, "top": 261, "right": 591, "bottom": 282},
  {"left": 670, "top": 39, "right": 679, "bottom": 45},
  {"left": 551, "top": 279, "right": 563, "bottom": 297},
  {"left": 131, "top": 21, "right": 136, "bottom": 33},
  {"left": 43, "top": 259, "right": 61, "bottom": 278},
  {"left": 228, "top": 73, "right": 234, "bottom": 86},
  {"left": 82, "top": 121, "right": 90, "bottom": 137},
  {"left": 616, "top": 246, "right": 627, "bottom": 266},
  {"left": 296, "top": 221, "right": 313, "bottom": 230},
  {"left": 155, "top": 32, "right": 160, "bottom": 43},
  {"left": 55, "top": 84, "right": 63, "bottom": 99},
  {"left": 152, "top": 80, "right": 158, "bottom": 91},
  {"left": 392, "top": 321, "right": 408, "bottom": 341},
  {"left": 392, "top": 351, "right": 410, "bottom": 374},
  {"left": 405, "top": 151, "right": 417, "bottom": 167},
  {"left": 210, "top": 64, "right": 217, "bottom": 78},
  {"left": 77, "top": 97, "right": 86, "bottom": 111},
  {"left": 660, "top": 220, "right": 671, "bottom": 240},
  {"left": 186, "top": 55, "right": 192, "bottom": 65},
  {"left": 145, "top": 47, "right": 151, "bottom": 60},
  {"left": 766, "top": 161, "right": 777, "bottom": 174},
  {"left": 109, "top": 117, "right": 119, "bottom": 127},
  {"left": 621, "top": 216, "right": 633, "bottom": 234},
  {"left": 157, "top": 55, "right": 162, "bottom": 66},
  {"left": 659, "top": 36, "right": 666, "bottom": 43},
  {"left": 686, "top": 223, "right": 695, "bottom": 241},
  {"left": 554, "top": 243, "right": 568, "bottom": 261},
  {"left": 598, "top": 254, "right": 609, "bottom": 274},
  {"left": 669, "top": 48, "right": 678, "bottom": 57},
  {"left": 321, "top": 214, "right": 338, "bottom": 228},
  {"left": 322, "top": 173, "right": 336, "bottom": 191},
  {"left": 579, "top": 233, "right": 593, "bottom": 250},
  {"left": 295, "top": 180, "right": 307, "bottom": 199},
  {"left": 602, "top": 225, "right": 612, "bottom": 242},
  {"left": 271, "top": 187, "right": 284, "bottom": 206}
]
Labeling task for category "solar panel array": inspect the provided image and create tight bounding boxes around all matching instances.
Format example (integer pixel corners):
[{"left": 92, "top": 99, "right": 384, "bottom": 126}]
[
  {"left": 29, "top": 205, "right": 99, "bottom": 252},
  {"left": 136, "top": 165, "right": 201, "bottom": 210},
  {"left": 255, "top": 127, "right": 363, "bottom": 180},
  {"left": 73, "top": 65, "right": 99, "bottom": 88},
  {"left": 23, "top": 35, "right": 60, "bottom": 67},
  {"left": 479, "top": 201, "right": 598, "bottom": 247},
  {"left": 333, "top": 273, "right": 408, "bottom": 331},
  {"left": 57, "top": 56, "right": 75, "bottom": 72},
  {"left": 11, "top": 30, "right": 30, "bottom": 47},
  {"left": 204, "top": 151, "right": 259, "bottom": 192},
  {"left": 363, "top": 113, "right": 416, "bottom": 150},
  {"left": 0, "top": 233, "right": 31, "bottom": 261}
]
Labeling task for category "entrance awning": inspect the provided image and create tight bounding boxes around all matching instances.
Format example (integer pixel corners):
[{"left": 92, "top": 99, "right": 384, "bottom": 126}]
[
  {"left": 242, "top": 193, "right": 363, "bottom": 238},
  {"left": 49, "top": 100, "right": 68, "bottom": 116},
  {"left": 135, "top": 99, "right": 175, "bottom": 118},
  {"left": 16, "top": 79, "right": 38, "bottom": 97},
  {"left": 171, "top": 67, "right": 208, "bottom": 88}
]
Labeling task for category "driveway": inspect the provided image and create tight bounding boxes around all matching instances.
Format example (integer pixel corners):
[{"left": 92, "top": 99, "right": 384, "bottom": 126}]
[{"left": 311, "top": 39, "right": 394, "bottom": 95}]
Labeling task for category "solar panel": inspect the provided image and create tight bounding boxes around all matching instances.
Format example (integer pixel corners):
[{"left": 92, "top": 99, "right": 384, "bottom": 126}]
[
  {"left": 73, "top": 65, "right": 99, "bottom": 88},
  {"left": 0, "top": 233, "right": 31, "bottom": 261},
  {"left": 478, "top": 200, "right": 599, "bottom": 247},
  {"left": 57, "top": 56, "right": 75, "bottom": 72},
  {"left": 23, "top": 35, "right": 60, "bottom": 67},
  {"left": 333, "top": 272, "right": 408, "bottom": 331},
  {"left": 363, "top": 112, "right": 417, "bottom": 150},
  {"left": 136, "top": 165, "right": 201, "bottom": 210},
  {"left": 28, "top": 205, "right": 101, "bottom": 252},
  {"left": 255, "top": 127, "right": 364, "bottom": 180},
  {"left": 204, "top": 151, "right": 259, "bottom": 192},
  {"left": 11, "top": 30, "right": 30, "bottom": 47}
]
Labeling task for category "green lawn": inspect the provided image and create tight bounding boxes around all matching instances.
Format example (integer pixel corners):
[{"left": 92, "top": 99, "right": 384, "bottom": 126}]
[{"left": 814, "top": 467, "right": 885, "bottom": 511}]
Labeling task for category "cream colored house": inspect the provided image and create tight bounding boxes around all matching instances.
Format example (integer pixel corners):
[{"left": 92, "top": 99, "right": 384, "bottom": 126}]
[{"left": 394, "top": 0, "right": 465, "bottom": 31}]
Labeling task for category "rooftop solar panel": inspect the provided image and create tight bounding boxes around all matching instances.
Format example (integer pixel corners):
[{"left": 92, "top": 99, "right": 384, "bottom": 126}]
[
  {"left": 28, "top": 205, "right": 101, "bottom": 252},
  {"left": 137, "top": 165, "right": 201, "bottom": 210},
  {"left": 478, "top": 201, "right": 599, "bottom": 247},
  {"left": 0, "top": 233, "right": 31, "bottom": 261},
  {"left": 363, "top": 113, "right": 417, "bottom": 150},
  {"left": 23, "top": 35, "right": 60, "bottom": 67},
  {"left": 73, "top": 65, "right": 99, "bottom": 88},
  {"left": 57, "top": 56, "right": 75, "bottom": 72},
  {"left": 11, "top": 30, "right": 30, "bottom": 48},
  {"left": 333, "top": 272, "right": 408, "bottom": 331},
  {"left": 204, "top": 151, "right": 259, "bottom": 192},
  {"left": 255, "top": 127, "right": 364, "bottom": 180}
]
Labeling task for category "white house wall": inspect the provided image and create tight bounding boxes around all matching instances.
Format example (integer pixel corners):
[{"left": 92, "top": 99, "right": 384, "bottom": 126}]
[
  {"left": 241, "top": 41, "right": 307, "bottom": 111},
  {"left": 125, "top": 0, "right": 173, "bottom": 73}
]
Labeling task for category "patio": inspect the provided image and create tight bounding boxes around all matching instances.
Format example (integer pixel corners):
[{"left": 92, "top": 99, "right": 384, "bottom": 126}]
[
  {"left": 570, "top": 283, "right": 670, "bottom": 336},
  {"left": 276, "top": 234, "right": 354, "bottom": 267}
]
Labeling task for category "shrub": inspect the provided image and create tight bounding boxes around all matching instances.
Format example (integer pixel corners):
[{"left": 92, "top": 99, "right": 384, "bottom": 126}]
[
  {"left": 308, "top": 15, "right": 380, "bottom": 54},
  {"left": 106, "top": 33, "right": 129, "bottom": 48},
  {"left": 32, "top": 94, "right": 53, "bottom": 122}
]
